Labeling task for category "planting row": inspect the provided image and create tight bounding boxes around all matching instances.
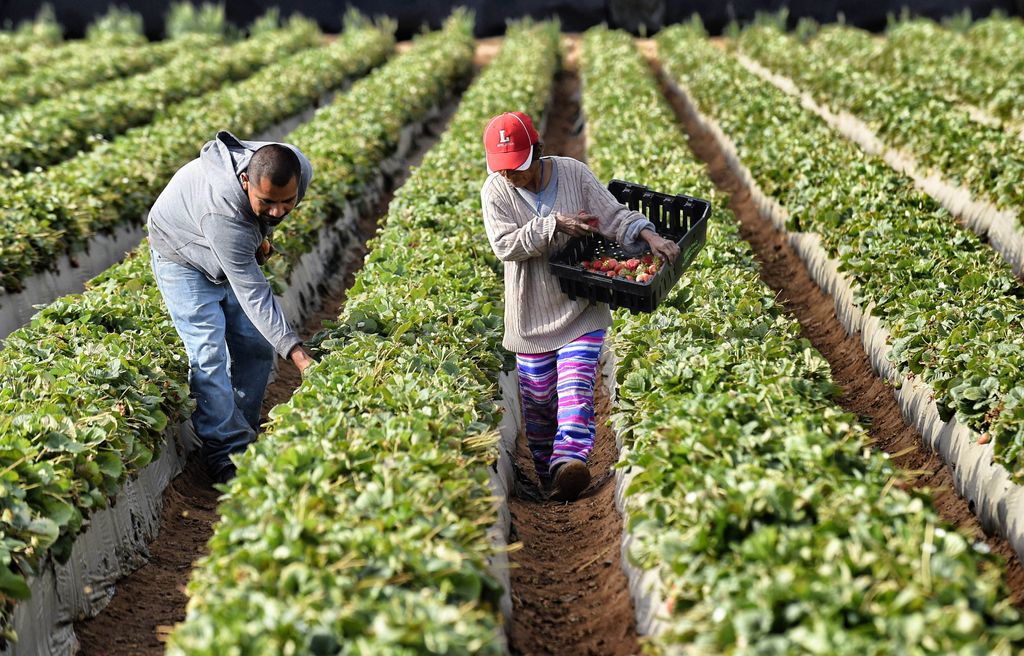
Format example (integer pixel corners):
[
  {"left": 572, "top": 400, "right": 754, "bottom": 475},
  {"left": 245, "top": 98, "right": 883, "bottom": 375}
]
[
  {"left": 582, "top": 25, "right": 1024, "bottom": 652},
  {"left": 841, "top": 19, "right": 1024, "bottom": 129},
  {"left": 0, "top": 13, "right": 465, "bottom": 643},
  {"left": 736, "top": 25, "right": 1024, "bottom": 219},
  {"left": 166, "top": 18, "right": 559, "bottom": 655},
  {"left": 686, "top": 25, "right": 1024, "bottom": 479},
  {"left": 0, "top": 18, "right": 320, "bottom": 173},
  {"left": 0, "top": 9, "right": 62, "bottom": 55},
  {"left": 963, "top": 13, "right": 1024, "bottom": 72},
  {"left": 0, "top": 34, "right": 219, "bottom": 114},
  {"left": 0, "top": 22, "right": 393, "bottom": 294}
]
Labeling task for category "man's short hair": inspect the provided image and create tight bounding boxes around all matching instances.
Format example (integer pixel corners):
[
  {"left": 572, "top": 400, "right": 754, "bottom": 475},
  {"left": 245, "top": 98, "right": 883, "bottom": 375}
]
[{"left": 248, "top": 144, "right": 301, "bottom": 188}]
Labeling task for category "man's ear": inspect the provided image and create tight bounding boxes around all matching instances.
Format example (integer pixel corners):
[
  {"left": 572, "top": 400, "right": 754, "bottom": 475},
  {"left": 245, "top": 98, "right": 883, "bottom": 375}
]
[{"left": 240, "top": 172, "right": 249, "bottom": 191}]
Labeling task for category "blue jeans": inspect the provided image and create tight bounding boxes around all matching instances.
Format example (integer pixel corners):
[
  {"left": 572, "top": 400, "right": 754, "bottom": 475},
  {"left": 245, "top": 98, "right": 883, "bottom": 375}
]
[{"left": 150, "top": 248, "right": 275, "bottom": 475}]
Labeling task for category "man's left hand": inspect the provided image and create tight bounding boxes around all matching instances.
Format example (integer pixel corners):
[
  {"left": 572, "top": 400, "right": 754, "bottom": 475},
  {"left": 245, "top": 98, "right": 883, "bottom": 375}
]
[{"left": 641, "top": 228, "right": 680, "bottom": 263}]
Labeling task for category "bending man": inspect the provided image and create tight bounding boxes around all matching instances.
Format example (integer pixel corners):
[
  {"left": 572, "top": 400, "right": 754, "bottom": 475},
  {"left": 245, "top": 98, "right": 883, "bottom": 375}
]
[{"left": 148, "top": 131, "right": 316, "bottom": 484}]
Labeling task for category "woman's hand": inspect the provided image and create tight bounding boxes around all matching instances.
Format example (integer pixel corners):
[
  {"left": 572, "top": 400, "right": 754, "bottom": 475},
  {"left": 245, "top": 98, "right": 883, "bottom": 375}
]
[
  {"left": 555, "top": 210, "right": 598, "bottom": 237},
  {"left": 641, "top": 228, "right": 680, "bottom": 262}
]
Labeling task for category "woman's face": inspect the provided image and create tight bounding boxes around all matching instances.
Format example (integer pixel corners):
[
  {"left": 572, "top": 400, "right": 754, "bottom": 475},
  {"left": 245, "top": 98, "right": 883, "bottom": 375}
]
[{"left": 497, "top": 159, "right": 539, "bottom": 188}]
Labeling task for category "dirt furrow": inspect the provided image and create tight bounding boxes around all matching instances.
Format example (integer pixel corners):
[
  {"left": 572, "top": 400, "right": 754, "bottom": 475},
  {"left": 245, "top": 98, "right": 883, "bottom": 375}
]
[
  {"left": 506, "top": 36, "right": 640, "bottom": 656},
  {"left": 643, "top": 50, "right": 1024, "bottom": 603},
  {"left": 73, "top": 57, "right": 470, "bottom": 654}
]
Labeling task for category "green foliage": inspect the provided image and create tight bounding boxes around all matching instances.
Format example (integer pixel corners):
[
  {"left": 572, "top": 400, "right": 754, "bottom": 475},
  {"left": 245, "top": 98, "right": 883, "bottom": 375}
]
[
  {"left": 0, "top": 248, "right": 191, "bottom": 644},
  {"left": 0, "top": 35, "right": 214, "bottom": 114},
  {"left": 168, "top": 15, "right": 560, "bottom": 654},
  {"left": 0, "top": 4, "right": 61, "bottom": 47},
  {"left": 732, "top": 25, "right": 1024, "bottom": 476},
  {"left": 586, "top": 24, "right": 1024, "bottom": 652},
  {"left": 247, "top": 7, "right": 280, "bottom": 36},
  {"left": 85, "top": 5, "right": 146, "bottom": 46},
  {"left": 165, "top": 2, "right": 227, "bottom": 38},
  {"left": 739, "top": 24, "right": 1024, "bottom": 209},
  {"left": 0, "top": 18, "right": 393, "bottom": 643},
  {"left": 0, "top": 20, "right": 319, "bottom": 174}
]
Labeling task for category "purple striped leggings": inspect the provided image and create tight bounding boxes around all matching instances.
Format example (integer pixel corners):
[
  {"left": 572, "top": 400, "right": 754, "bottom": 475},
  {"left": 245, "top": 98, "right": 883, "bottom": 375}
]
[{"left": 516, "top": 329, "right": 605, "bottom": 481}]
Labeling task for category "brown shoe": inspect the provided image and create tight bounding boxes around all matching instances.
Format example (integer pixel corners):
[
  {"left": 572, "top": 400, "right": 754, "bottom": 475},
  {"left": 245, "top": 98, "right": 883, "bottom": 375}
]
[{"left": 550, "top": 459, "right": 591, "bottom": 501}]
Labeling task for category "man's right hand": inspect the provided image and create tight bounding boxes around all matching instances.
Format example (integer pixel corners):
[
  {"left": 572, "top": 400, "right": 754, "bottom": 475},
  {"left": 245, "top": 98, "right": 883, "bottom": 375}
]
[
  {"left": 256, "top": 238, "right": 275, "bottom": 265},
  {"left": 289, "top": 344, "right": 315, "bottom": 374}
]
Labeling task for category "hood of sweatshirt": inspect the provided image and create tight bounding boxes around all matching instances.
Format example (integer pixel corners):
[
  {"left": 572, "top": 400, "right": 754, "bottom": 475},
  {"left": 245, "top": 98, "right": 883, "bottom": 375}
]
[{"left": 199, "top": 130, "right": 313, "bottom": 222}]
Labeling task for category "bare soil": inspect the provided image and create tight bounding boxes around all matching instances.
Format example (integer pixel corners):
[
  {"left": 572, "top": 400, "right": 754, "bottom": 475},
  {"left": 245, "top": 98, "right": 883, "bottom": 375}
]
[
  {"left": 506, "top": 36, "right": 640, "bottom": 656},
  {"left": 644, "top": 54, "right": 1024, "bottom": 602},
  {"left": 73, "top": 58, "right": 465, "bottom": 654}
]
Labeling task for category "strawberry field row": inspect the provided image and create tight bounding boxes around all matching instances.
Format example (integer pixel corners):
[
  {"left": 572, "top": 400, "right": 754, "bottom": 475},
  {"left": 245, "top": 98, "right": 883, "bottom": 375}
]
[
  {"left": 581, "top": 25, "right": 1024, "bottom": 652},
  {"left": 820, "top": 20, "right": 1024, "bottom": 130},
  {"left": 736, "top": 25, "right": 1024, "bottom": 221},
  {"left": 963, "top": 14, "right": 1024, "bottom": 74},
  {"left": 0, "top": 19, "right": 320, "bottom": 174},
  {"left": 0, "top": 23, "right": 393, "bottom": 296},
  {"left": 166, "top": 19, "right": 559, "bottom": 655},
  {"left": 0, "top": 14, "right": 474, "bottom": 644},
  {"left": 0, "top": 34, "right": 218, "bottom": 114},
  {"left": 670, "top": 25, "right": 1024, "bottom": 482}
]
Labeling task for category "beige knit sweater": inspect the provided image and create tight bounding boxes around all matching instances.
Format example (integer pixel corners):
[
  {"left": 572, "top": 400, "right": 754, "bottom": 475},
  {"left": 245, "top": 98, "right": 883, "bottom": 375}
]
[{"left": 481, "top": 156, "right": 650, "bottom": 354}]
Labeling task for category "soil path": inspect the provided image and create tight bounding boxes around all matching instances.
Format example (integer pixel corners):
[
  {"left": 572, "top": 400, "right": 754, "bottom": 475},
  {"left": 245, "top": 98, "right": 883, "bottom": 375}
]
[
  {"left": 642, "top": 51, "right": 1024, "bottom": 602},
  {"left": 505, "top": 36, "right": 640, "bottom": 656},
  {"left": 73, "top": 46, "right": 469, "bottom": 654}
]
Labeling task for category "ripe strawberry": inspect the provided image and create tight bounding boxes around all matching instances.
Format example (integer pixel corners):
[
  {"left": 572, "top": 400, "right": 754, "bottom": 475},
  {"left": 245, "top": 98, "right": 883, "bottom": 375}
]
[
  {"left": 641, "top": 254, "right": 653, "bottom": 265},
  {"left": 602, "top": 258, "right": 618, "bottom": 271},
  {"left": 605, "top": 270, "right": 616, "bottom": 277},
  {"left": 625, "top": 258, "right": 641, "bottom": 270},
  {"left": 637, "top": 273, "right": 652, "bottom": 283}
]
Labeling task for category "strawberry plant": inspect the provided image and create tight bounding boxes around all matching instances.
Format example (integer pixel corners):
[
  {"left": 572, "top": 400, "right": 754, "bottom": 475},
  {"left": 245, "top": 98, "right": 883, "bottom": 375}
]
[
  {"left": 0, "top": 23, "right": 393, "bottom": 294},
  {"left": 736, "top": 25, "right": 1024, "bottom": 218},
  {"left": 830, "top": 19, "right": 1024, "bottom": 129},
  {"left": 167, "top": 18, "right": 559, "bottom": 654},
  {"left": 0, "top": 18, "right": 321, "bottom": 173},
  {"left": 582, "top": 25, "right": 1024, "bottom": 652},
  {"left": 684, "top": 25, "right": 1024, "bottom": 478},
  {"left": 0, "top": 34, "right": 218, "bottom": 114}
]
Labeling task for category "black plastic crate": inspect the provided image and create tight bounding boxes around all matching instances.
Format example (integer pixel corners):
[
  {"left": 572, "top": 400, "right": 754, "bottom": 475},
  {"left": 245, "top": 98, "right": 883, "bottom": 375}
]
[{"left": 548, "top": 179, "right": 711, "bottom": 313}]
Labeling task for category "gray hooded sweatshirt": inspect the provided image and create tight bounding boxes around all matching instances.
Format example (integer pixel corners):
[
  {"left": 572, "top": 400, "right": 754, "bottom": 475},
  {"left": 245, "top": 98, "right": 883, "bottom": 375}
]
[{"left": 148, "top": 131, "right": 313, "bottom": 359}]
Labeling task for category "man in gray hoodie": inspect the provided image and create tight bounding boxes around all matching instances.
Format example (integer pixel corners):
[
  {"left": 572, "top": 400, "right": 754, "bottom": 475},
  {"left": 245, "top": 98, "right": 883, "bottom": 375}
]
[{"left": 148, "top": 131, "right": 316, "bottom": 484}]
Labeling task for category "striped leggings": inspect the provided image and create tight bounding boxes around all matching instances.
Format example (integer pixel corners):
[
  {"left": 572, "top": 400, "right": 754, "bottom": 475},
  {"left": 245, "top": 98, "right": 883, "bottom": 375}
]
[{"left": 516, "top": 329, "right": 605, "bottom": 481}]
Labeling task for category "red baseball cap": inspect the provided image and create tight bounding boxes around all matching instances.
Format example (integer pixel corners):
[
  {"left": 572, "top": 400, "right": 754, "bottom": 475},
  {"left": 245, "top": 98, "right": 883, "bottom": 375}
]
[{"left": 483, "top": 111, "right": 540, "bottom": 173}]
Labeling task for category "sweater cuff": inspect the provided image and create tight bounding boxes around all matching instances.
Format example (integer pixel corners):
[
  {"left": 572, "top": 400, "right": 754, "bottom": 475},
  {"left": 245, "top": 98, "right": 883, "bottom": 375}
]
[
  {"left": 621, "top": 219, "right": 656, "bottom": 255},
  {"left": 275, "top": 334, "right": 303, "bottom": 360}
]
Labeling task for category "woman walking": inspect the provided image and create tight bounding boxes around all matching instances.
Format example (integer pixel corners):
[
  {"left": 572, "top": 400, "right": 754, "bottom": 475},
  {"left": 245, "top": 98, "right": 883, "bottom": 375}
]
[{"left": 481, "top": 111, "right": 678, "bottom": 500}]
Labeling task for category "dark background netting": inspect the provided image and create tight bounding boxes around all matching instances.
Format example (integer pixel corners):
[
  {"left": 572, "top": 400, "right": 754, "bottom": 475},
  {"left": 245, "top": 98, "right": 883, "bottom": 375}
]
[{"left": 0, "top": 0, "right": 1020, "bottom": 40}]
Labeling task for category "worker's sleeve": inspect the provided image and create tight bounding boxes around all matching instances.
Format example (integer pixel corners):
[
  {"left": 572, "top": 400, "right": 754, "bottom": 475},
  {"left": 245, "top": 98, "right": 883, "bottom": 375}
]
[
  {"left": 581, "top": 166, "right": 655, "bottom": 255},
  {"left": 200, "top": 213, "right": 301, "bottom": 359},
  {"left": 482, "top": 179, "right": 557, "bottom": 262}
]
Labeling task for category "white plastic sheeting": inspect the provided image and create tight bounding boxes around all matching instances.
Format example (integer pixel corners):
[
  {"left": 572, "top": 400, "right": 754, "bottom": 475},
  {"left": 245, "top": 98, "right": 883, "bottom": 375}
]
[
  {"left": 491, "top": 371, "right": 520, "bottom": 639},
  {"left": 5, "top": 423, "right": 198, "bottom": 656},
  {"left": 602, "top": 350, "right": 668, "bottom": 639},
  {"left": 663, "top": 72, "right": 1024, "bottom": 564}
]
